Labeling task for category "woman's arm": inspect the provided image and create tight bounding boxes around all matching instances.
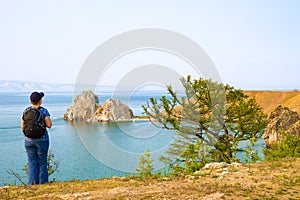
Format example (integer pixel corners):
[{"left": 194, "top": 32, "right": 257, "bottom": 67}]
[
  {"left": 21, "top": 119, "right": 24, "bottom": 130},
  {"left": 45, "top": 116, "right": 52, "bottom": 128}
]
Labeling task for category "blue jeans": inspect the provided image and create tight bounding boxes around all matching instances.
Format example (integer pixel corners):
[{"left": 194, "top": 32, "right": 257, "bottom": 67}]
[{"left": 25, "top": 134, "right": 49, "bottom": 185}]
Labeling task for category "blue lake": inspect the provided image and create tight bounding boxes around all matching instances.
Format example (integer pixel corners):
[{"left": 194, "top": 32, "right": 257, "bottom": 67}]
[
  {"left": 0, "top": 91, "right": 175, "bottom": 186},
  {"left": 0, "top": 91, "right": 265, "bottom": 186}
]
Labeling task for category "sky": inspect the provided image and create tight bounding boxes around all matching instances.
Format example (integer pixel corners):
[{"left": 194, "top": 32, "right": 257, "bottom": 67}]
[{"left": 0, "top": 0, "right": 299, "bottom": 90}]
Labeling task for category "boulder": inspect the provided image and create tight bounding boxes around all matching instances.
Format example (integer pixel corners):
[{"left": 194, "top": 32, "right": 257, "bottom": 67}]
[
  {"left": 264, "top": 105, "right": 300, "bottom": 146},
  {"left": 202, "top": 162, "right": 228, "bottom": 170},
  {"left": 64, "top": 90, "right": 134, "bottom": 122}
]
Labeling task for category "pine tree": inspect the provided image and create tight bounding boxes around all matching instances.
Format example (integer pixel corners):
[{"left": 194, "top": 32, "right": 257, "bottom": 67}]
[
  {"left": 136, "top": 150, "right": 154, "bottom": 177},
  {"left": 143, "top": 75, "right": 268, "bottom": 169}
]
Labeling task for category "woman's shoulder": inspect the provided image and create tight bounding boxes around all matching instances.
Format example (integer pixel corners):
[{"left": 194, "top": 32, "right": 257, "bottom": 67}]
[{"left": 39, "top": 106, "right": 50, "bottom": 117}]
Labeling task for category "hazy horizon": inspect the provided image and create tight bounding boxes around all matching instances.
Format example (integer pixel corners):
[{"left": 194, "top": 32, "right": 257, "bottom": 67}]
[{"left": 0, "top": 79, "right": 299, "bottom": 92}]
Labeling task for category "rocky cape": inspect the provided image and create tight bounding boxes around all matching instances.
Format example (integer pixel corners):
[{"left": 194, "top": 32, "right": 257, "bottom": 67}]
[
  {"left": 63, "top": 90, "right": 147, "bottom": 122},
  {"left": 264, "top": 105, "right": 300, "bottom": 146}
]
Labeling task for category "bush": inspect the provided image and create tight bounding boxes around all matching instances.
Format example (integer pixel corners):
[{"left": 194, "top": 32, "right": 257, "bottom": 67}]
[{"left": 264, "top": 132, "right": 300, "bottom": 161}]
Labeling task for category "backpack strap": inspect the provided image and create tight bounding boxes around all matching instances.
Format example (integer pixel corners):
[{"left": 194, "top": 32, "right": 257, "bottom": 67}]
[{"left": 22, "top": 107, "right": 32, "bottom": 120}]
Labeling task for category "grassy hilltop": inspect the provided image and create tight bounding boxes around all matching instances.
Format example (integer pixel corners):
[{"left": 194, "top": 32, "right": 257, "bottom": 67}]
[
  {"left": 245, "top": 90, "right": 300, "bottom": 115},
  {"left": 1, "top": 158, "right": 300, "bottom": 199}
]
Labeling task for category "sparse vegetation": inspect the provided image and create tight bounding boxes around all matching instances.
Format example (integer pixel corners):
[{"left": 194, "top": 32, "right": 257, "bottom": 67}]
[
  {"left": 7, "top": 150, "right": 60, "bottom": 185},
  {"left": 1, "top": 158, "right": 300, "bottom": 199},
  {"left": 264, "top": 132, "right": 300, "bottom": 161}
]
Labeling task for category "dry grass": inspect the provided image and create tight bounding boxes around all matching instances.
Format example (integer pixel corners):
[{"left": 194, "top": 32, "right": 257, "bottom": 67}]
[
  {"left": 245, "top": 90, "right": 300, "bottom": 115},
  {"left": 1, "top": 158, "right": 300, "bottom": 199}
]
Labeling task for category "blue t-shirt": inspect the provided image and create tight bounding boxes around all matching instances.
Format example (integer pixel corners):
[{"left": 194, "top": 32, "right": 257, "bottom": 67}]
[
  {"left": 38, "top": 106, "right": 51, "bottom": 119},
  {"left": 23, "top": 106, "right": 51, "bottom": 139}
]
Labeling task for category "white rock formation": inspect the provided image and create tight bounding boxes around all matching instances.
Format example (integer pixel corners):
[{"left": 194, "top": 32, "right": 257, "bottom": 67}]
[{"left": 64, "top": 90, "right": 134, "bottom": 122}]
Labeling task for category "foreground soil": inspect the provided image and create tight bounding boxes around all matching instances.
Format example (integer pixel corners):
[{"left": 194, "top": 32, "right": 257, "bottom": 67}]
[{"left": 1, "top": 158, "right": 300, "bottom": 200}]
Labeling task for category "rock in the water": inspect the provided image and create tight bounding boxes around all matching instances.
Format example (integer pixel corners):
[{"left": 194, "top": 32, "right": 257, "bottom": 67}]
[
  {"left": 264, "top": 105, "right": 300, "bottom": 146},
  {"left": 99, "top": 99, "right": 133, "bottom": 121},
  {"left": 64, "top": 90, "right": 98, "bottom": 121},
  {"left": 64, "top": 90, "right": 134, "bottom": 122}
]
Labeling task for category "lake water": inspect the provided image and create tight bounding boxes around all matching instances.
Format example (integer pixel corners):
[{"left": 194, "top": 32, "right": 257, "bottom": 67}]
[
  {"left": 0, "top": 91, "right": 175, "bottom": 186},
  {"left": 0, "top": 91, "right": 265, "bottom": 186}
]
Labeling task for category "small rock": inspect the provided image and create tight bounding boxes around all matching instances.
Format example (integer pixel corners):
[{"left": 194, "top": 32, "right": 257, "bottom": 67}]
[
  {"left": 73, "top": 192, "right": 90, "bottom": 197},
  {"left": 221, "top": 171, "right": 230, "bottom": 175},
  {"left": 230, "top": 162, "right": 242, "bottom": 168},
  {"left": 203, "top": 162, "right": 228, "bottom": 169}
]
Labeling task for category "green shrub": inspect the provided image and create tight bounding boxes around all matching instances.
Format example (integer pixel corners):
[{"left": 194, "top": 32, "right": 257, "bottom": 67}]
[
  {"left": 136, "top": 150, "right": 154, "bottom": 177},
  {"left": 264, "top": 132, "right": 300, "bottom": 161}
]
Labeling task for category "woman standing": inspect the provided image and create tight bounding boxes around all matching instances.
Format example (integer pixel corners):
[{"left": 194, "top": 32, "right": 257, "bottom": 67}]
[{"left": 21, "top": 91, "right": 52, "bottom": 185}]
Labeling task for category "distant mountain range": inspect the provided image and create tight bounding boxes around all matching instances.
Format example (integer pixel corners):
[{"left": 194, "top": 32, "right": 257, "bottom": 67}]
[
  {"left": 0, "top": 80, "right": 115, "bottom": 93},
  {"left": 0, "top": 80, "right": 72, "bottom": 92},
  {"left": 0, "top": 80, "right": 166, "bottom": 93}
]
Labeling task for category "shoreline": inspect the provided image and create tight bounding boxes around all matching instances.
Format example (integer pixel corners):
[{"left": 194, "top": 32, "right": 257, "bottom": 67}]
[{"left": 62, "top": 115, "right": 150, "bottom": 123}]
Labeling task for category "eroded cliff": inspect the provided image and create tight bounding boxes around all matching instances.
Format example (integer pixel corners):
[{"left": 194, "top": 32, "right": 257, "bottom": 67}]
[
  {"left": 264, "top": 105, "right": 300, "bottom": 145},
  {"left": 64, "top": 90, "right": 134, "bottom": 122}
]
